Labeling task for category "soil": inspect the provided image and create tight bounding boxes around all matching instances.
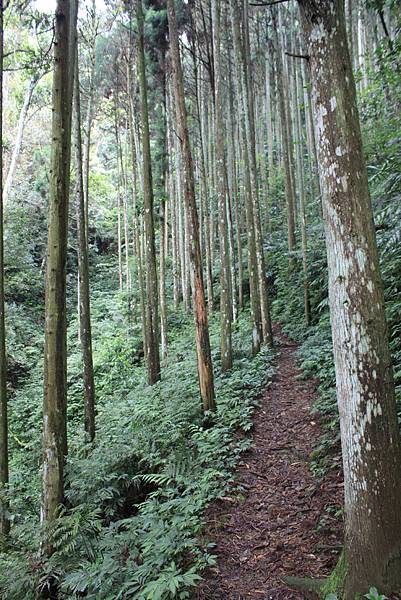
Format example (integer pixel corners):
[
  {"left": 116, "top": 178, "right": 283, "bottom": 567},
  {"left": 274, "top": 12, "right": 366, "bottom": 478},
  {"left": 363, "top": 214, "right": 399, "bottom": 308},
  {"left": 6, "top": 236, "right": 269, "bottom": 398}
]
[{"left": 197, "top": 327, "right": 344, "bottom": 600}]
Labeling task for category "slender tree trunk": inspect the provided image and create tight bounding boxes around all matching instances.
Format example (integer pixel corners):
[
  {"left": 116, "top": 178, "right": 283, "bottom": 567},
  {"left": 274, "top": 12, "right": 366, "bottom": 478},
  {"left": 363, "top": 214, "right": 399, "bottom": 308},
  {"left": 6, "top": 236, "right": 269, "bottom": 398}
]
[
  {"left": 197, "top": 65, "right": 214, "bottom": 314},
  {"left": 73, "top": 51, "right": 96, "bottom": 443},
  {"left": 166, "top": 79, "right": 181, "bottom": 311},
  {"left": 136, "top": 0, "right": 160, "bottom": 385},
  {"left": 3, "top": 74, "right": 38, "bottom": 205},
  {"left": 114, "top": 110, "right": 124, "bottom": 291},
  {"left": 273, "top": 17, "right": 297, "bottom": 259},
  {"left": 225, "top": 50, "right": 239, "bottom": 321},
  {"left": 293, "top": 54, "right": 311, "bottom": 326},
  {"left": 229, "top": 0, "right": 262, "bottom": 354},
  {"left": 211, "top": 0, "right": 233, "bottom": 371},
  {"left": 265, "top": 58, "right": 274, "bottom": 197},
  {"left": 160, "top": 197, "right": 168, "bottom": 359},
  {"left": 41, "top": 0, "right": 77, "bottom": 553},
  {"left": 242, "top": 0, "right": 273, "bottom": 347},
  {"left": 167, "top": 0, "right": 215, "bottom": 411},
  {"left": 127, "top": 47, "right": 148, "bottom": 354},
  {"left": 0, "top": 0, "right": 9, "bottom": 543},
  {"left": 299, "top": 2, "right": 401, "bottom": 596},
  {"left": 82, "top": 0, "right": 97, "bottom": 245}
]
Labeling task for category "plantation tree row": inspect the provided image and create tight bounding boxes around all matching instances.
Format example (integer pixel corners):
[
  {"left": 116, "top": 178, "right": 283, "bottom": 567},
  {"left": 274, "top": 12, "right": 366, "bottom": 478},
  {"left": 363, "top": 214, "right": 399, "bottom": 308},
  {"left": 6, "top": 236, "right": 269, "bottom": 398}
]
[{"left": 0, "top": 0, "right": 399, "bottom": 598}]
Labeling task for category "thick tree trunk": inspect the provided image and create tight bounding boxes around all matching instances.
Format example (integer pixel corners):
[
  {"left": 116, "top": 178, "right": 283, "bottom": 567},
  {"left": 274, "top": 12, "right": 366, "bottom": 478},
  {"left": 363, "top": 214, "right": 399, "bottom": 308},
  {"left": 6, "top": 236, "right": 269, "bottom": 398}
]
[
  {"left": 0, "top": 0, "right": 9, "bottom": 543},
  {"left": 73, "top": 52, "right": 96, "bottom": 443},
  {"left": 299, "top": 1, "right": 401, "bottom": 596},
  {"left": 167, "top": 0, "right": 215, "bottom": 411},
  {"left": 41, "top": 0, "right": 77, "bottom": 552},
  {"left": 136, "top": 0, "right": 160, "bottom": 385}
]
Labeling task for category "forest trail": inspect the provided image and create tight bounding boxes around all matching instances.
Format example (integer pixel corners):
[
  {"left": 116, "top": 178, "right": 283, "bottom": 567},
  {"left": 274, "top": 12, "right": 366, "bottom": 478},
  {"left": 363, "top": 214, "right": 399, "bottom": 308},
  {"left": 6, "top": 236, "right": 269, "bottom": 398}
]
[{"left": 198, "top": 327, "right": 343, "bottom": 599}]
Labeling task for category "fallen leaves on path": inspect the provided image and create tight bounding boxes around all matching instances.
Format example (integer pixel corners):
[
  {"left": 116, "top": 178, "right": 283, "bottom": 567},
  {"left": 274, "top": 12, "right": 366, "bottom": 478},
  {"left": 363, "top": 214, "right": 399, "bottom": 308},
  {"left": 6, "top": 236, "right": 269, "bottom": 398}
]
[{"left": 197, "top": 328, "right": 343, "bottom": 599}]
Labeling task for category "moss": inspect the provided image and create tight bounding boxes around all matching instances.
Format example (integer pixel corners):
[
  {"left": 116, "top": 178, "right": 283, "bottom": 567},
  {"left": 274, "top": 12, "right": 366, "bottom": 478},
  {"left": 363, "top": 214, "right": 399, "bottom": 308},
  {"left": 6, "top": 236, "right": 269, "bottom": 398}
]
[{"left": 321, "top": 552, "right": 348, "bottom": 598}]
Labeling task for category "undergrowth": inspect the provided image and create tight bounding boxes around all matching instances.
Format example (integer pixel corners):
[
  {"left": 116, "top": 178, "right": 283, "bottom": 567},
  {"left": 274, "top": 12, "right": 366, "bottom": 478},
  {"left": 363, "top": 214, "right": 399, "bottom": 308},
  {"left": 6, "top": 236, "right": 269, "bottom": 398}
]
[{"left": 0, "top": 303, "right": 274, "bottom": 600}]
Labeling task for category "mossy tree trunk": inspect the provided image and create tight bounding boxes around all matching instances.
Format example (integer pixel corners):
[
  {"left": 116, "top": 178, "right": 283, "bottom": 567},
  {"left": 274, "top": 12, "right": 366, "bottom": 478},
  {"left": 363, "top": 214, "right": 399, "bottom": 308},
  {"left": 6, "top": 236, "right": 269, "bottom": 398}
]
[
  {"left": 41, "top": 0, "right": 77, "bottom": 551},
  {"left": 299, "top": 1, "right": 401, "bottom": 597}
]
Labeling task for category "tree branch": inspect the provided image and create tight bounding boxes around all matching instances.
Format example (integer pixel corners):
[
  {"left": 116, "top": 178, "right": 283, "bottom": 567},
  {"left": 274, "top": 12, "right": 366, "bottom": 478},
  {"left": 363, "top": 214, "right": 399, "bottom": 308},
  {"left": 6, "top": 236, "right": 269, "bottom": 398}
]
[
  {"left": 249, "top": 0, "right": 289, "bottom": 7},
  {"left": 285, "top": 51, "right": 309, "bottom": 61}
]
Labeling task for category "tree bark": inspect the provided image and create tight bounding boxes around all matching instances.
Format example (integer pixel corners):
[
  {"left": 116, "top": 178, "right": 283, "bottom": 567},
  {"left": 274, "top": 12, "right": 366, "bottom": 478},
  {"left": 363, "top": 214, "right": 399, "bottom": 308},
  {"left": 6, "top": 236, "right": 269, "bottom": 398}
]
[
  {"left": 229, "top": 0, "right": 262, "bottom": 354},
  {"left": 167, "top": 0, "right": 215, "bottom": 411},
  {"left": 299, "top": 1, "right": 401, "bottom": 596},
  {"left": 211, "top": 0, "right": 233, "bottom": 371},
  {"left": 136, "top": 0, "right": 160, "bottom": 385},
  {"left": 41, "top": 0, "right": 77, "bottom": 552},
  {"left": 82, "top": 0, "right": 97, "bottom": 245},
  {"left": 0, "top": 0, "right": 9, "bottom": 543},
  {"left": 242, "top": 0, "right": 273, "bottom": 347},
  {"left": 73, "top": 50, "right": 96, "bottom": 443},
  {"left": 293, "top": 51, "right": 311, "bottom": 326},
  {"left": 127, "top": 43, "right": 148, "bottom": 355},
  {"left": 272, "top": 14, "right": 297, "bottom": 261}
]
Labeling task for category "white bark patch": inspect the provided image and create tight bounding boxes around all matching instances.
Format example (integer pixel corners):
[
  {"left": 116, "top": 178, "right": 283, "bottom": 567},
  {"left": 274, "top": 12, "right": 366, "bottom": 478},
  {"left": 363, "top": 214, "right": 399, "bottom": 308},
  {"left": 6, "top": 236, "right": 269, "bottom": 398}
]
[
  {"left": 335, "top": 146, "right": 343, "bottom": 156},
  {"left": 330, "top": 96, "right": 337, "bottom": 111},
  {"left": 356, "top": 248, "right": 367, "bottom": 271},
  {"left": 310, "top": 22, "right": 326, "bottom": 43}
]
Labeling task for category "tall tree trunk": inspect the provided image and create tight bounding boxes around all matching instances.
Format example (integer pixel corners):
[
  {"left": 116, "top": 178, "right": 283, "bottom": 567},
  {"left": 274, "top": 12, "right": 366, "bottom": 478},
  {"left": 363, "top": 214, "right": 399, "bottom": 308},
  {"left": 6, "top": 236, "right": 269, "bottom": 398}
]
[
  {"left": 299, "top": 2, "right": 401, "bottom": 596},
  {"left": 242, "top": 0, "right": 273, "bottom": 347},
  {"left": 0, "top": 0, "right": 9, "bottom": 543},
  {"left": 114, "top": 110, "right": 124, "bottom": 291},
  {"left": 272, "top": 17, "right": 297, "bottom": 260},
  {"left": 211, "top": 0, "right": 233, "bottom": 372},
  {"left": 166, "top": 78, "right": 181, "bottom": 311},
  {"left": 293, "top": 52, "right": 311, "bottom": 326},
  {"left": 127, "top": 45, "right": 148, "bottom": 355},
  {"left": 227, "top": 56, "right": 243, "bottom": 311},
  {"left": 136, "top": 0, "right": 160, "bottom": 385},
  {"left": 229, "top": 0, "right": 262, "bottom": 354},
  {"left": 3, "top": 74, "right": 38, "bottom": 205},
  {"left": 167, "top": 0, "right": 215, "bottom": 411},
  {"left": 73, "top": 51, "right": 96, "bottom": 443},
  {"left": 82, "top": 0, "right": 97, "bottom": 244},
  {"left": 41, "top": 0, "right": 77, "bottom": 553},
  {"left": 160, "top": 197, "right": 168, "bottom": 358}
]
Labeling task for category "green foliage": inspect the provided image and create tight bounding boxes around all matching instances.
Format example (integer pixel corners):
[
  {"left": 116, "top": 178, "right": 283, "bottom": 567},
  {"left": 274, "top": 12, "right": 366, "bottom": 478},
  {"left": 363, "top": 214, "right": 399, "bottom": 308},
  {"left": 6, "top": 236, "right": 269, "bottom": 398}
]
[
  {"left": 364, "top": 588, "right": 388, "bottom": 600},
  {"left": 0, "top": 293, "right": 274, "bottom": 599}
]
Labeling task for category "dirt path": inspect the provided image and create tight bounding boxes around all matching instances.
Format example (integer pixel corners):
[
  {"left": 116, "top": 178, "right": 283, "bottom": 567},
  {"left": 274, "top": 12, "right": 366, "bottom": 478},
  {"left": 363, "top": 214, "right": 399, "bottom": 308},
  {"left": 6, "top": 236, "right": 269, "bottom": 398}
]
[{"left": 198, "top": 328, "right": 343, "bottom": 599}]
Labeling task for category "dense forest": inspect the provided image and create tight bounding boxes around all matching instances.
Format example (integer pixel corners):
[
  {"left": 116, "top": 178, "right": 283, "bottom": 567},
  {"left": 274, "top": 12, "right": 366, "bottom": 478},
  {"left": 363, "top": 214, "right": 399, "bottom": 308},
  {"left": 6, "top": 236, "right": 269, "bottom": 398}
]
[{"left": 0, "top": 0, "right": 400, "bottom": 598}]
